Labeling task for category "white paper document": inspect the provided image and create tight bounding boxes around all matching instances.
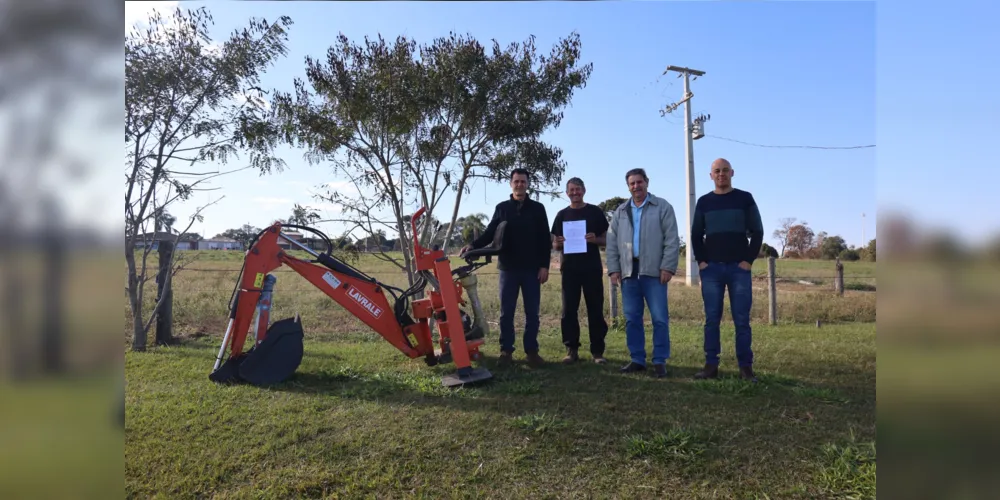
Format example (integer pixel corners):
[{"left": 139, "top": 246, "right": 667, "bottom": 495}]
[{"left": 562, "top": 220, "right": 587, "bottom": 254}]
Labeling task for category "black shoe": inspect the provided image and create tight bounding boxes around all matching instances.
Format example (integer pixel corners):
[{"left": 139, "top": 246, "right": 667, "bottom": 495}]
[
  {"left": 620, "top": 362, "right": 646, "bottom": 373},
  {"left": 739, "top": 365, "right": 758, "bottom": 383},
  {"left": 653, "top": 363, "right": 668, "bottom": 378},
  {"left": 694, "top": 363, "right": 719, "bottom": 380},
  {"left": 562, "top": 348, "right": 579, "bottom": 364}
]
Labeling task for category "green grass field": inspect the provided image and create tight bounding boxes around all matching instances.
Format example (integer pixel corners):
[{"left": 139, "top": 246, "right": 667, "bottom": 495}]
[
  {"left": 126, "top": 324, "right": 874, "bottom": 498},
  {"left": 125, "top": 251, "right": 875, "bottom": 498}
]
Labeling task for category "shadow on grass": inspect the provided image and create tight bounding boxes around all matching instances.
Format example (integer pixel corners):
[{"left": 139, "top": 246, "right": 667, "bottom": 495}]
[
  {"left": 172, "top": 337, "right": 866, "bottom": 416},
  {"left": 256, "top": 349, "right": 869, "bottom": 432}
]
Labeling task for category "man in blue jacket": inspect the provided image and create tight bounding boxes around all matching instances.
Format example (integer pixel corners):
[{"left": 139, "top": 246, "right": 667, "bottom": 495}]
[
  {"left": 606, "top": 168, "right": 681, "bottom": 378},
  {"left": 690, "top": 158, "right": 764, "bottom": 382},
  {"left": 461, "top": 168, "right": 551, "bottom": 368}
]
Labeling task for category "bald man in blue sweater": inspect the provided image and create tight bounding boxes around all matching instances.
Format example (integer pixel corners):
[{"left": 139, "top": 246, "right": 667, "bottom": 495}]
[{"left": 690, "top": 158, "right": 764, "bottom": 382}]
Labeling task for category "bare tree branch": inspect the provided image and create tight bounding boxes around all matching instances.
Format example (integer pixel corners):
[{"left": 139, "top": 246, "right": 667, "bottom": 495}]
[
  {"left": 125, "top": 6, "right": 292, "bottom": 351},
  {"left": 140, "top": 196, "right": 223, "bottom": 337}
]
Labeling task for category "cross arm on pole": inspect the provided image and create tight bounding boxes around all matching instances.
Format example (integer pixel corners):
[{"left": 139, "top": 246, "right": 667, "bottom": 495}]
[{"left": 665, "top": 65, "right": 706, "bottom": 77}]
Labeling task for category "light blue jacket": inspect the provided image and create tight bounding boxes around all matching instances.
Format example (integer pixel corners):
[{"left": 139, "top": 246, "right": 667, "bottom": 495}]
[{"left": 606, "top": 193, "right": 681, "bottom": 278}]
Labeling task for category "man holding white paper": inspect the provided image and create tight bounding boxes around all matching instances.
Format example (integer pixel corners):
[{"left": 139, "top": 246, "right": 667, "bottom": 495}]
[{"left": 551, "top": 177, "right": 610, "bottom": 364}]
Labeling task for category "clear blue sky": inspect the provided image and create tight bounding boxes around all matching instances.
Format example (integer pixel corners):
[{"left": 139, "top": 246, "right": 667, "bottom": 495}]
[
  {"left": 126, "top": 0, "right": 997, "bottom": 249},
  {"left": 875, "top": 0, "right": 999, "bottom": 247}
]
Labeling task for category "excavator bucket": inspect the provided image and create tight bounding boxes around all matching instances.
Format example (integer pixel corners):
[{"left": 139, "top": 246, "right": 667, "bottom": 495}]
[
  {"left": 208, "top": 353, "right": 245, "bottom": 384},
  {"left": 441, "top": 367, "right": 493, "bottom": 388},
  {"left": 239, "top": 316, "right": 304, "bottom": 385},
  {"left": 209, "top": 316, "right": 304, "bottom": 386}
]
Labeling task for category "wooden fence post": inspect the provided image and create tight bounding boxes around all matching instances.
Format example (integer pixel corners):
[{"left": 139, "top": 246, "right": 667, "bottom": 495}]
[
  {"left": 767, "top": 256, "right": 777, "bottom": 325},
  {"left": 609, "top": 279, "right": 620, "bottom": 328},
  {"left": 155, "top": 240, "right": 174, "bottom": 346},
  {"left": 834, "top": 257, "right": 844, "bottom": 296}
]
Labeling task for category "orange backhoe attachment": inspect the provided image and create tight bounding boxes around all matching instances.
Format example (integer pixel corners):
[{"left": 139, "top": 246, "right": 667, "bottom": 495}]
[{"left": 209, "top": 207, "right": 499, "bottom": 388}]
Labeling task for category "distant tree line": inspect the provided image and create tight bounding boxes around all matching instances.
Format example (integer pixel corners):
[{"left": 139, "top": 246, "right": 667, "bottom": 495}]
[
  {"left": 594, "top": 198, "right": 875, "bottom": 262},
  {"left": 771, "top": 217, "right": 875, "bottom": 262},
  {"left": 212, "top": 204, "right": 491, "bottom": 256}
]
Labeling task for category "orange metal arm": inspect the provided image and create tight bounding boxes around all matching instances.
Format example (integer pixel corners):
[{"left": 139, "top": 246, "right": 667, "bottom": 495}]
[
  {"left": 212, "top": 208, "right": 492, "bottom": 388},
  {"left": 222, "top": 224, "right": 432, "bottom": 362}
]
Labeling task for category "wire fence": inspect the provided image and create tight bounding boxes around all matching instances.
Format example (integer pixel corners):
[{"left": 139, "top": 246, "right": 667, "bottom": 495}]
[
  {"left": 172, "top": 268, "right": 875, "bottom": 280},
  {"left": 137, "top": 247, "right": 875, "bottom": 343},
  {"left": 168, "top": 267, "right": 875, "bottom": 281},
  {"left": 159, "top": 260, "right": 874, "bottom": 299}
]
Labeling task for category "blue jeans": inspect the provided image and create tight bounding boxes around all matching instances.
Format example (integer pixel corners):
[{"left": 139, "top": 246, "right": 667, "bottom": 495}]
[
  {"left": 621, "top": 275, "right": 671, "bottom": 366},
  {"left": 498, "top": 269, "right": 541, "bottom": 353},
  {"left": 700, "top": 261, "right": 754, "bottom": 366}
]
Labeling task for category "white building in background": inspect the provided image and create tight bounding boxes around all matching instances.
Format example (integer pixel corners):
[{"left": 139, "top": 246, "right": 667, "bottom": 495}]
[
  {"left": 133, "top": 231, "right": 200, "bottom": 250},
  {"left": 198, "top": 237, "right": 242, "bottom": 250}
]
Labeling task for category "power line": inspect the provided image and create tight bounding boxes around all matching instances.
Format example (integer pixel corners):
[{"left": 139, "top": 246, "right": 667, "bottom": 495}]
[{"left": 705, "top": 135, "right": 875, "bottom": 150}]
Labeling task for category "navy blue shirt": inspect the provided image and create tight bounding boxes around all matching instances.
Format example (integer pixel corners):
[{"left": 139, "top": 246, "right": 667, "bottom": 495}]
[{"left": 690, "top": 188, "right": 764, "bottom": 264}]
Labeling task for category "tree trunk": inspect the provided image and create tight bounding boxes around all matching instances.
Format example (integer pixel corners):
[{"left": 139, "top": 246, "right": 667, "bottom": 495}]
[
  {"left": 440, "top": 166, "right": 471, "bottom": 255},
  {"left": 155, "top": 240, "right": 174, "bottom": 346},
  {"left": 125, "top": 245, "right": 147, "bottom": 352},
  {"left": 394, "top": 212, "right": 415, "bottom": 287},
  {"left": 418, "top": 213, "right": 436, "bottom": 249},
  {"left": 396, "top": 163, "right": 414, "bottom": 287}
]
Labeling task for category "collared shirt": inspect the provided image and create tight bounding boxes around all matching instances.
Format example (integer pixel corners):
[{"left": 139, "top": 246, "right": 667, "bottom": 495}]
[{"left": 631, "top": 195, "right": 648, "bottom": 257}]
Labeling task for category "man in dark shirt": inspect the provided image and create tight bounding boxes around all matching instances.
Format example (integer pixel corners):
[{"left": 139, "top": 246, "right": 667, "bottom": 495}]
[
  {"left": 551, "top": 177, "right": 610, "bottom": 364},
  {"left": 460, "top": 168, "right": 551, "bottom": 368},
  {"left": 690, "top": 158, "right": 764, "bottom": 382}
]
